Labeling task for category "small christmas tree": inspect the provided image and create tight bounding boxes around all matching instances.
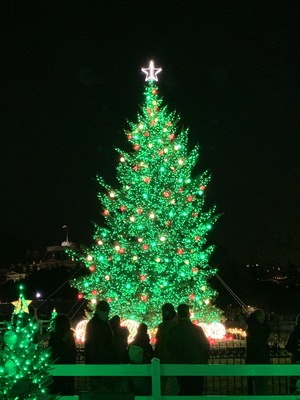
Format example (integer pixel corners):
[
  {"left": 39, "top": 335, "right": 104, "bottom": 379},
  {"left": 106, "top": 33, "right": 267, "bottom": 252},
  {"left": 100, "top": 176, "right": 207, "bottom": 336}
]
[
  {"left": 71, "top": 61, "right": 221, "bottom": 328},
  {"left": 0, "top": 286, "right": 53, "bottom": 399}
]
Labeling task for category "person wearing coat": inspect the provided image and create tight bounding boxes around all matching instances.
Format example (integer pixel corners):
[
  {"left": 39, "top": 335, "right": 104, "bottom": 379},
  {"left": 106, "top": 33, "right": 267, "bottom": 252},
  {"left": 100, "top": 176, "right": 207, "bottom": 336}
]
[
  {"left": 245, "top": 309, "right": 270, "bottom": 395},
  {"left": 285, "top": 313, "right": 300, "bottom": 394},
  {"left": 49, "top": 314, "right": 77, "bottom": 395},
  {"left": 85, "top": 300, "right": 117, "bottom": 392},
  {"left": 168, "top": 304, "right": 210, "bottom": 396},
  {"left": 155, "top": 303, "right": 179, "bottom": 395}
]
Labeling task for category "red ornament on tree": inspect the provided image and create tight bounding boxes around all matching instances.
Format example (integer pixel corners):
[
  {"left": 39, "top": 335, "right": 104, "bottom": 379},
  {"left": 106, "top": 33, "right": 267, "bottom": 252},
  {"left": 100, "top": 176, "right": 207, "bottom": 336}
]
[
  {"left": 179, "top": 187, "right": 183, "bottom": 192},
  {"left": 189, "top": 294, "right": 195, "bottom": 301},
  {"left": 200, "top": 185, "right": 206, "bottom": 191},
  {"left": 169, "top": 133, "right": 175, "bottom": 140},
  {"left": 163, "top": 191, "right": 170, "bottom": 198},
  {"left": 128, "top": 134, "right": 132, "bottom": 140},
  {"left": 143, "top": 244, "right": 149, "bottom": 251},
  {"left": 158, "top": 150, "right": 163, "bottom": 156},
  {"left": 137, "top": 207, "right": 143, "bottom": 214},
  {"left": 89, "top": 265, "right": 96, "bottom": 272},
  {"left": 144, "top": 177, "right": 151, "bottom": 184},
  {"left": 152, "top": 89, "right": 157, "bottom": 95},
  {"left": 119, "top": 248, "right": 125, "bottom": 254},
  {"left": 187, "top": 195, "right": 194, "bottom": 202},
  {"left": 120, "top": 205, "right": 127, "bottom": 212},
  {"left": 91, "top": 290, "right": 98, "bottom": 296},
  {"left": 193, "top": 213, "right": 198, "bottom": 218},
  {"left": 177, "top": 248, "right": 184, "bottom": 255},
  {"left": 133, "top": 165, "right": 139, "bottom": 171},
  {"left": 133, "top": 144, "right": 140, "bottom": 151},
  {"left": 103, "top": 209, "right": 109, "bottom": 216},
  {"left": 144, "top": 131, "right": 149, "bottom": 137},
  {"left": 151, "top": 120, "right": 155, "bottom": 126},
  {"left": 140, "top": 275, "right": 147, "bottom": 281},
  {"left": 195, "top": 235, "right": 200, "bottom": 241},
  {"left": 141, "top": 294, "right": 148, "bottom": 302},
  {"left": 78, "top": 293, "right": 84, "bottom": 300},
  {"left": 167, "top": 122, "right": 172, "bottom": 126},
  {"left": 192, "top": 267, "right": 198, "bottom": 273}
]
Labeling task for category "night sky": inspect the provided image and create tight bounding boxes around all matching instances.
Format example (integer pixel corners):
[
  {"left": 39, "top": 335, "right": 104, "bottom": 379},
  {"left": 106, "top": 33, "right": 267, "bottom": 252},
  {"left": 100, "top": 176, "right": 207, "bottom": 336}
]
[{"left": 1, "top": 2, "right": 300, "bottom": 267}]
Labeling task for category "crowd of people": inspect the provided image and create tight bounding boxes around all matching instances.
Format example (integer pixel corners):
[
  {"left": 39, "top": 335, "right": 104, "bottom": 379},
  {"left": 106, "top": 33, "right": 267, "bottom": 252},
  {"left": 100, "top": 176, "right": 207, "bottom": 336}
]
[{"left": 47, "top": 302, "right": 300, "bottom": 397}]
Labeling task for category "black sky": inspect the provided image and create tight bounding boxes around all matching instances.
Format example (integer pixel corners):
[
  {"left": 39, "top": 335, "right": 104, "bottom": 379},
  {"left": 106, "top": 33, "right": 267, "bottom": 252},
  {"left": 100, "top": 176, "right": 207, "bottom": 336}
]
[{"left": 1, "top": 1, "right": 300, "bottom": 267}]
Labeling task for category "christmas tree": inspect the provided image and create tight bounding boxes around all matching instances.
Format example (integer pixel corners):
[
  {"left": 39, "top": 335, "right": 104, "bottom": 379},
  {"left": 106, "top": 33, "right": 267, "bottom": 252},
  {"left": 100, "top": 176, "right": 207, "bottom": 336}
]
[
  {"left": 0, "top": 286, "right": 53, "bottom": 399},
  {"left": 71, "top": 61, "right": 221, "bottom": 328}
]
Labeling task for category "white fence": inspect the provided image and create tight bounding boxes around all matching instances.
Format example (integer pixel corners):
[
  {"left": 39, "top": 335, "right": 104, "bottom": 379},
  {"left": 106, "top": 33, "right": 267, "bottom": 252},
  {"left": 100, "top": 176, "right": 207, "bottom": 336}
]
[{"left": 51, "top": 358, "right": 300, "bottom": 400}]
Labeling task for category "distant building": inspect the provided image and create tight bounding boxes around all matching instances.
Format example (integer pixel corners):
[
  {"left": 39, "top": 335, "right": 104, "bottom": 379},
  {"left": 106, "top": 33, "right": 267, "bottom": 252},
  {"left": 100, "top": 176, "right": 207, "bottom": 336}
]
[
  {"left": 37, "top": 242, "right": 78, "bottom": 270},
  {"left": 5, "top": 271, "right": 26, "bottom": 282},
  {"left": 0, "top": 242, "right": 79, "bottom": 285}
]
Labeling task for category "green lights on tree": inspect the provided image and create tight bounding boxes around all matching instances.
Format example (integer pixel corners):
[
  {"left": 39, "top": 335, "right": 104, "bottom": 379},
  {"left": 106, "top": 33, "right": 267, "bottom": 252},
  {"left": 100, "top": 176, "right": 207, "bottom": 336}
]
[{"left": 70, "top": 63, "right": 222, "bottom": 328}]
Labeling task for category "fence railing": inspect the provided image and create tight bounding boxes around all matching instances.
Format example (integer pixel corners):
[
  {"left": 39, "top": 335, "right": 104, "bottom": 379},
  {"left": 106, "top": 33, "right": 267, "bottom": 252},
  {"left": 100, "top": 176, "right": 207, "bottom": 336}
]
[{"left": 51, "top": 359, "right": 300, "bottom": 400}]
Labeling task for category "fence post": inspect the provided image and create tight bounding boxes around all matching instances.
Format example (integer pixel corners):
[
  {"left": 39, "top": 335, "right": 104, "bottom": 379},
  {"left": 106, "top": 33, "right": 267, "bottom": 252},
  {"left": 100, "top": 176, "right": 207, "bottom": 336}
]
[{"left": 151, "top": 357, "right": 161, "bottom": 400}]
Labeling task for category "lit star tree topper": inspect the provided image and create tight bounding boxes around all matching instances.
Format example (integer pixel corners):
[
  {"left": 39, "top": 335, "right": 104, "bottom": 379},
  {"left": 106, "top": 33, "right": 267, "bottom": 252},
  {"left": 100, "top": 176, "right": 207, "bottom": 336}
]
[
  {"left": 11, "top": 288, "right": 32, "bottom": 315},
  {"left": 70, "top": 62, "right": 222, "bottom": 329},
  {"left": 0, "top": 286, "right": 53, "bottom": 399},
  {"left": 141, "top": 60, "right": 162, "bottom": 81}
]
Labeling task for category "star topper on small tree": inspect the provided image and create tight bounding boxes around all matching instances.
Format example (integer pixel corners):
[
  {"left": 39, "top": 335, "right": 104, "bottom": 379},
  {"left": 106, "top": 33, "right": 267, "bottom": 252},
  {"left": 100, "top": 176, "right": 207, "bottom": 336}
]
[{"left": 11, "top": 285, "right": 32, "bottom": 315}]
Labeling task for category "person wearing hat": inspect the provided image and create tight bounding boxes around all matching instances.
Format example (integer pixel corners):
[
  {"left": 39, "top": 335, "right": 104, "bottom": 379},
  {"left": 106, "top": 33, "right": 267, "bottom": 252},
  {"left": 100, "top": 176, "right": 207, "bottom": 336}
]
[
  {"left": 154, "top": 303, "right": 179, "bottom": 395},
  {"left": 85, "top": 300, "right": 117, "bottom": 391},
  {"left": 168, "top": 303, "right": 209, "bottom": 396}
]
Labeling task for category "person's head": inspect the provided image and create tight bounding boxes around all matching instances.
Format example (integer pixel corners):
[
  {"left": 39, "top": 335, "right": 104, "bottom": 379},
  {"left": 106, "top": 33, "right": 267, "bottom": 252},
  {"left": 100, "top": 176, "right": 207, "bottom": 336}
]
[
  {"left": 95, "top": 300, "right": 110, "bottom": 321},
  {"left": 54, "top": 314, "right": 71, "bottom": 333},
  {"left": 137, "top": 323, "right": 148, "bottom": 335},
  {"left": 252, "top": 309, "right": 265, "bottom": 323},
  {"left": 161, "top": 303, "right": 176, "bottom": 322},
  {"left": 296, "top": 313, "right": 300, "bottom": 325},
  {"left": 110, "top": 315, "right": 121, "bottom": 330},
  {"left": 177, "top": 304, "right": 190, "bottom": 320}
]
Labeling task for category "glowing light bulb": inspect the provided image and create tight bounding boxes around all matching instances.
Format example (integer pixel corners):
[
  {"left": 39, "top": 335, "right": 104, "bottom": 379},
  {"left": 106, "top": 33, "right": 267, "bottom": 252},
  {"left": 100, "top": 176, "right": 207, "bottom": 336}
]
[
  {"left": 120, "top": 157, "right": 125, "bottom": 162},
  {"left": 87, "top": 255, "right": 93, "bottom": 261},
  {"left": 109, "top": 192, "right": 116, "bottom": 198},
  {"left": 164, "top": 148, "right": 168, "bottom": 153},
  {"left": 178, "top": 159, "right": 184, "bottom": 165},
  {"left": 149, "top": 213, "right": 155, "bottom": 219},
  {"left": 139, "top": 124, "right": 144, "bottom": 130},
  {"left": 137, "top": 237, "right": 143, "bottom": 242},
  {"left": 204, "top": 299, "right": 210, "bottom": 305},
  {"left": 130, "top": 216, "right": 135, "bottom": 222},
  {"left": 156, "top": 258, "right": 161, "bottom": 262},
  {"left": 115, "top": 245, "right": 120, "bottom": 251},
  {"left": 91, "top": 299, "right": 97, "bottom": 304},
  {"left": 132, "top": 256, "right": 138, "bottom": 261},
  {"left": 174, "top": 145, "right": 180, "bottom": 150},
  {"left": 105, "top": 275, "right": 110, "bottom": 280},
  {"left": 98, "top": 240, "right": 103, "bottom": 245},
  {"left": 160, "top": 236, "right": 166, "bottom": 241},
  {"left": 148, "top": 143, "right": 153, "bottom": 148}
]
